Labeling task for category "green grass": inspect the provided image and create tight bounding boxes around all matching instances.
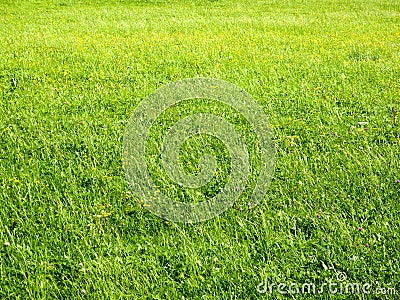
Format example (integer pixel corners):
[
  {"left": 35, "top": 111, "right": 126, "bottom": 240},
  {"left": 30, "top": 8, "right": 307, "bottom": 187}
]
[{"left": 1, "top": 0, "right": 399, "bottom": 298}]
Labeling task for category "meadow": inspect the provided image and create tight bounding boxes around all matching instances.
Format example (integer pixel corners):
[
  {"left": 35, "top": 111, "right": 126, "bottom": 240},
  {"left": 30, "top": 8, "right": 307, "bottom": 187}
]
[{"left": 0, "top": 0, "right": 399, "bottom": 298}]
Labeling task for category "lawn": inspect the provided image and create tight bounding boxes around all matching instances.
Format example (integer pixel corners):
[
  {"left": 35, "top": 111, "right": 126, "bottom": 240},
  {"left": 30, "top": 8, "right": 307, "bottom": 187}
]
[{"left": 0, "top": 0, "right": 399, "bottom": 298}]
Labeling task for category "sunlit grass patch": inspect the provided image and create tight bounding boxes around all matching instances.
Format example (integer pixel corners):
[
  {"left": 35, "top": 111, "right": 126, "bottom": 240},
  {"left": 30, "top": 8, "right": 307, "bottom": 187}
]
[{"left": 0, "top": 0, "right": 399, "bottom": 298}]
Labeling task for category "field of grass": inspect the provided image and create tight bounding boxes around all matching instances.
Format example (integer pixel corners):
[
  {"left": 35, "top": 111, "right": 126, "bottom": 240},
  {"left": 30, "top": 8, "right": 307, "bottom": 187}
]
[{"left": 1, "top": 0, "right": 399, "bottom": 298}]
